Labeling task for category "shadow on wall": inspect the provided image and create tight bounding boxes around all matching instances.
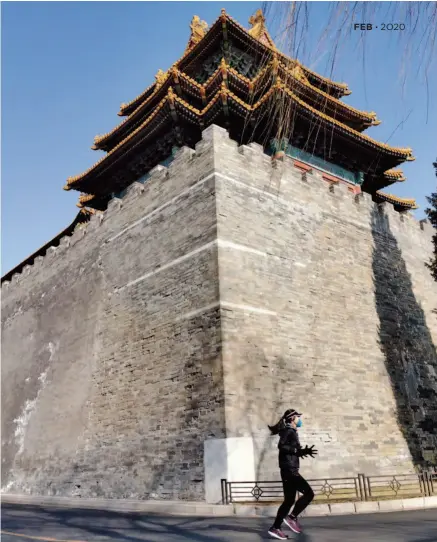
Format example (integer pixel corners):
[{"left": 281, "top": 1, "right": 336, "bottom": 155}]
[
  {"left": 242, "top": 350, "right": 292, "bottom": 482},
  {"left": 371, "top": 204, "right": 437, "bottom": 469},
  {"left": 219, "top": 320, "right": 299, "bottom": 481},
  {"left": 140, "top": 316, "right": 287, "bottom": 501}
]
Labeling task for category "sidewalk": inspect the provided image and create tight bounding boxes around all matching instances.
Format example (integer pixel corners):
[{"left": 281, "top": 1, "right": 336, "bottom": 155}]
[{"left": 2, "top": 493, "right": 437, "bottom": 517}]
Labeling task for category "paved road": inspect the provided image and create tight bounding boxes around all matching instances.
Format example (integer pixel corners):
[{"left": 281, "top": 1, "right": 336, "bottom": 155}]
[{"left": 1, "top": 504, "right": 437, "bottom": 542}]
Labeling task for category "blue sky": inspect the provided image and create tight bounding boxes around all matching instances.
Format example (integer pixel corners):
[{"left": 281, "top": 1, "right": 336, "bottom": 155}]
[{"left": 2, "top": 2, "right": 436, "bottom": 274}]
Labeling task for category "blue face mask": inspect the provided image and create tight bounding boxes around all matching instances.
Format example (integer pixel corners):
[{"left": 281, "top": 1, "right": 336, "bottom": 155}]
[{"left": 296, "top": 419, "right": 302, "bottom": 428}]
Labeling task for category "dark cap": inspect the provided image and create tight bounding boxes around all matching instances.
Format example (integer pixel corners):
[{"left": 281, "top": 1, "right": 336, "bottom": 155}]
[{"left": 283, "top": 409, "right": 302, "bottom": 420}]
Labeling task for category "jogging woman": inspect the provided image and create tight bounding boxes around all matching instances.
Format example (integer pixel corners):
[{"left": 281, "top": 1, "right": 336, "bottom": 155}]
[{"left": 267, "top": 409, "right": 317, "bottom": 540}]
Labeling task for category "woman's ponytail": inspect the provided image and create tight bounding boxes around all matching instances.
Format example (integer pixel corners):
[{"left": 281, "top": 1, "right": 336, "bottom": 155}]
[
  {"left": 268, "top": 409, "right": 296, "bottom": 435},
  {"left": 268, "top": 417, "right": 286, "bottom": 435}
]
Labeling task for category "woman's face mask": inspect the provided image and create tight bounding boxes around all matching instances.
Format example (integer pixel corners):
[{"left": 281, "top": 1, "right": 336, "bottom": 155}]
[{"left": 296, "top": 418, "right": 302, "bottom": 428}]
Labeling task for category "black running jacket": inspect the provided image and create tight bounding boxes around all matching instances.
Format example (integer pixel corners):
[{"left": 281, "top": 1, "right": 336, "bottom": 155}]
[{"left": 277, "top": 424, "right": 308, "bottom": 475}]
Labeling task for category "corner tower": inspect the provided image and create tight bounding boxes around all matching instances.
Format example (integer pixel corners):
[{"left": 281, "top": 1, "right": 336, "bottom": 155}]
[
  {"left": 64, "top": 8, "right": 417, "bottom": 215},
  {"left": 2, "top": 10, "right": 436, "bottom": 503}
]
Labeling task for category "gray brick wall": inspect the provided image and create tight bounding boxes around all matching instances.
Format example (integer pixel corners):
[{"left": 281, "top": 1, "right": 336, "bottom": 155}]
[
  {"left": 1, "top": 135, "right": 224, "bottom": 501},
  {"left": 211, "top": 125, "right": 437, "bottom": 480},
  {"left": 2, "top": 124, "right": 436, "bottom": 501}
]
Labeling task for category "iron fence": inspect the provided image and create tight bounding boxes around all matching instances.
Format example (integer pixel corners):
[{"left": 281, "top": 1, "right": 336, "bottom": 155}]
[{"left": 221, "top": 469, "right": 437, "bottom": 504}]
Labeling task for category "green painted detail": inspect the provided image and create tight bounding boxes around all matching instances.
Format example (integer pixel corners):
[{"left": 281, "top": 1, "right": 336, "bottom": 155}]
[
  {"left": 163, "top": 145, "right": 180, "bottom": 165},
  {"left": 194, "top": 42, "right": 259, "bottom": 84},
  {"left": 269, "top": 139, "right": 364, "bottom": 185},
  {"left": 270, "top": 138, "right": 289, "bottom": 154},
  {"left": 356, "top": 171, "right": 365, "bottom": 185}
]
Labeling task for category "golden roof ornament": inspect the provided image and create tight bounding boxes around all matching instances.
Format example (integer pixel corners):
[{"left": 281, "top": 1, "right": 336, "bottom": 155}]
[
  {"left": 167, "top": 86, "right": 176, "bottom": 102},
  {"left": 155, "top": 69, "right": 167, "bottom": 87},
  {"left": 248, "top": 9, "right": 265, "bottom": 37},
  {"left": 369, "top": 111, "right": 381, "bottom": 125},
  {"left": 271, "top": 53, "right": 279, "bottom": 71},
  {"left": 376, "top": 191, "right": 418, "bottom": 209},
  {"left": 275, "top": 76, "right": 284, "bottom": 90},
  {"left": 290, "top": 65, "right": 309, "bottom": 83},
  {"left": 186, "top": 15, "right": 208, "bottom": 51},
  {"left": 220, "top": 57, "right": 228, "bottom": 79},
  {"left": 248, "top": 9, "right": 276, "bottom": 48}
]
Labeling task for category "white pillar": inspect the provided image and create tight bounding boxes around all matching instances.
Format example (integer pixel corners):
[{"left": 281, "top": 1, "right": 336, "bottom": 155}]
[{"left": 204, "top": 437, "right": 255, "bottom": 504}]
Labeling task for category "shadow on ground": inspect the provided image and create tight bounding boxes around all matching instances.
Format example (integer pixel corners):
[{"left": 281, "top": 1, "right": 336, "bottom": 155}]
[
  {"left": 0, "top": 503, "right": 263, "bottom": 542},
  {"left": 2, "top": 503, "right": 437, "bottom": 542}
]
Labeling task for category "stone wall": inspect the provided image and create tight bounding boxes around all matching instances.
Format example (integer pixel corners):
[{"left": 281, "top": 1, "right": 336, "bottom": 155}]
[
  {"left": 210, "top": 125, "right": 437, "bottom": 480},
  {"left": 2, "top": 125, "right": 436, "bottom": 502},
  {"left": 1, "top": 133, "right": 226, "bottom": 500}
]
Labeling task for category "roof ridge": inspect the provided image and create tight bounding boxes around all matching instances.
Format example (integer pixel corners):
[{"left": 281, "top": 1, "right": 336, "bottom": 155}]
[
  {"left": 278, "top": 62, "right": 378, "bottom": 122},
  {"left": 118, "top": 12, "right": 224, "bottom": 116}
]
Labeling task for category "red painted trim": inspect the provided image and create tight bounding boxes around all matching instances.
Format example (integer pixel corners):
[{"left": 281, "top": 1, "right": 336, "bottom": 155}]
[
  {"left": 322, "top": 172, "right": 340, "bottom": 183},
  {"left": 293, "top": 160, "right": 313, "bottom": 173}
]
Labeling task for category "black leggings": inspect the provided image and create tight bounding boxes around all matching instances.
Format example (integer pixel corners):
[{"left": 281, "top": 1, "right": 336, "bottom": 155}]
[{"left": 273, "top": 473, "right": 315, "bottom": 529}]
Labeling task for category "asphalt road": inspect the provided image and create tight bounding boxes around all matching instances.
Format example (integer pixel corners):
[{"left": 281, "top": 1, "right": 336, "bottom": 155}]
[{"left": 1, "top": 504, "right": 437, "bottom": 542}]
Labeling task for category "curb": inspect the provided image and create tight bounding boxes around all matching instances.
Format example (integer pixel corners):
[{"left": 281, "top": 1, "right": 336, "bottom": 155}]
[
  {"left": 243, "top": 495, "right": 437, "bottom": 518},
  {"left": 0, "top": 494, "right": 233, "bottom": 517},
  {"left": 2, "top": 494, "right": 437, "bottom": 518}
]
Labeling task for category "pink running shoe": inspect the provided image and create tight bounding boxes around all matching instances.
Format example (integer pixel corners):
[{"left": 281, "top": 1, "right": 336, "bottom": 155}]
[
  {"left": 268, "top": 527, "right": 288, "bottom": 540},
  {"left": 284, "top": 515, "right": 302, "bottom": 534}
]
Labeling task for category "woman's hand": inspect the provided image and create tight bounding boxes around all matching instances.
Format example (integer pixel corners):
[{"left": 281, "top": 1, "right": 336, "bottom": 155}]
[{"left": 303, "top": 445, "right": 318, "bottom": 458}]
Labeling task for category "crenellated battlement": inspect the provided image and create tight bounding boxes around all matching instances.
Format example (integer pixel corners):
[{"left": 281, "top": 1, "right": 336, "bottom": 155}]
[{"left": 1, "top": 125, "right": 434, "bottom": 291}]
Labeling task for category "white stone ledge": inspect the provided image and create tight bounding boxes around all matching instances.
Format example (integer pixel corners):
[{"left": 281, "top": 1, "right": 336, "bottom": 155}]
[
  {"left": 235, "top": 496, "right": 437, "bottom": 517},
  {"left": 329, "top": 501, "right": 356, "bottom": 515},
  {"left": 354, "top": 500, "right": 380, "bottom": 513}
]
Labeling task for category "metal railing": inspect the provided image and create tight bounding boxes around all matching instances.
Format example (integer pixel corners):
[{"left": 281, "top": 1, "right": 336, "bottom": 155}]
[{"left": 221, "top": 469, "right": 437, "bottom": 505}]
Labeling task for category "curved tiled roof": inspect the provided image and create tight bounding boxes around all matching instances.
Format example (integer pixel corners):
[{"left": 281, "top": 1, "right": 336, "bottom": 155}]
[
  {"left": 66, "top": 79, "right": 414, "bottom": 191},
  {"left": 94, "top": 57, "right": 380, "bottom": 151},
  {"left": 78, "top": 193, "right": 96, "bottom": 206},
  {"left": 64, "top": 9, "right": 414, "bottom": 206},
  {"left": 118, "top": 10, "right": 350, "bottom": 117},
  {"left": 65, "top": 93, "right": 171, "bottom": 187},
  {"left": 278, "top": 84, "right": 413, "bottom": 159},
  {"left": 218, "top": 10, "right": 351, "bottom": 96},
  {"left": 383, "top": 169, "right": 406, "bottom": 182},
  {"left": 376, "top": 191, "right": 418, "bottom": 209}
]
